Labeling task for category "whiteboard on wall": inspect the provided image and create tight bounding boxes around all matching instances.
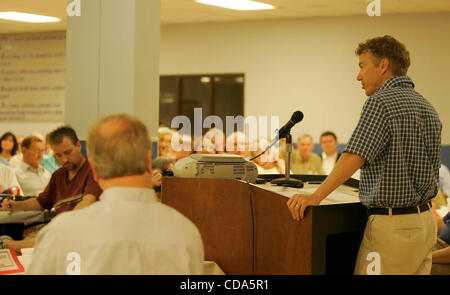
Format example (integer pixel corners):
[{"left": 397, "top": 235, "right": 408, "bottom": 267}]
[{"left": 0, "top": 31, "right": 66, "bottom": 122}]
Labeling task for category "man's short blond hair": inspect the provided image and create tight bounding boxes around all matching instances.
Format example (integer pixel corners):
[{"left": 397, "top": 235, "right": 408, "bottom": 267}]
[
  {"left": 297, "top": 134, "right": 313, "bottom": 143},
  {"left": 87, "top": 114, "right": 151, "bottom": 179}
]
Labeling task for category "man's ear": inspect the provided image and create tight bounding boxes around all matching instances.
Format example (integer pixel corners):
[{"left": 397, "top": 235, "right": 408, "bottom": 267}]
[
  {"left": 88, "top": 159, "right": 100, "bottom": 183},
  {"left": 379, "top": 58, "right": 391, "bottom": 74}
]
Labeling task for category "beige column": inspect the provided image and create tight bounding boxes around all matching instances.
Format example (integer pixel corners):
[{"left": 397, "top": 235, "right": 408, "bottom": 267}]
[{"left": 65, "top": 0, "right": 160, "bottom": 140}]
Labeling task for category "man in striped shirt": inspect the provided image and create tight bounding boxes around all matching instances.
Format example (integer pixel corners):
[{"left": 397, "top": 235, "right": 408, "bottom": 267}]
[{"left": 287, "top": 35, "right": 441, "bottom": 275}]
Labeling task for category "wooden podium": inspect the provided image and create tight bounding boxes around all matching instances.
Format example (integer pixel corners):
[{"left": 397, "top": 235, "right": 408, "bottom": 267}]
[{"left": 161, "top": 176, "right": 367, "bottom": 275}]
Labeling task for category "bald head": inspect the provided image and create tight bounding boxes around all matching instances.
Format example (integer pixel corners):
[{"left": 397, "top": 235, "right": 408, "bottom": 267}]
[{"left": 87, "top": 114, "right": 151, "bottom": 179}]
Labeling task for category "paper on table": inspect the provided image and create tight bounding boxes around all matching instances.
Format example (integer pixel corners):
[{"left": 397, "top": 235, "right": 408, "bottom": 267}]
[
  {"left": 256, "top": 182, "right": 360, "bottom": 205},
  {"left": 0, "top": 249, "right": 25, "bottom": 275},
  {"left": 0, "top": 211, "right": 47, "bottom": 224}
]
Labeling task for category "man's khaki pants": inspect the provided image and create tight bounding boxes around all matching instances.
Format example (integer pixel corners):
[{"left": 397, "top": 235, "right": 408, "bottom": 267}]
[{"left": 354, "top": 208, "right": 436, "bottom": 275}]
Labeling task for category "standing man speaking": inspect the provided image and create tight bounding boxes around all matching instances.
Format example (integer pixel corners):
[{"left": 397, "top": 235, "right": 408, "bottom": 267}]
[{"left": 287, "top": 35, "right": 442, "bottom": 275}]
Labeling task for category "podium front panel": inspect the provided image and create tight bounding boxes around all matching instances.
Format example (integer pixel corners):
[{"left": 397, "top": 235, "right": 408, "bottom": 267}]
[
  {"left": 161, "top": 178, "right": 253, "bottom": 275},
  {"left": 161, "top": 177, "right": 366, "bottom": 275}
]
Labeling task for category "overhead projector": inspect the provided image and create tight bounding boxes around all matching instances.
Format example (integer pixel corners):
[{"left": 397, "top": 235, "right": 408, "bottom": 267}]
[{"left": 173, "top": 154, "right": 258, "bottom": 183}]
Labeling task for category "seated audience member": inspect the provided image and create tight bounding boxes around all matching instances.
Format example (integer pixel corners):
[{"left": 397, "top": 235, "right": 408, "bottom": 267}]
[
  {"left": 1, "top": 126, "right": 102, "bottom": 253},
  {"left": 27, "top": 114, "right": 205, "bottom": 275},
  {"left": 0, "top": 164, "right": 23, "bottom": 194},
  {"left": 319, "top": 131, "right": 341, "bottom": 175},
  {"left": 278, "top": 138, "right": 287, "bottom": 161},
  {"left": 152, "top": 156, "right": 175, "bottom": 172},
  {"left": 172, "top": 133, "right": 193, "bottom": 162},
  {"left": 318, "top": 131, "right": 361, "bottom": 179},
  {"left": 151, "top": 156, "right": 172, "bottom": 200},
  {"left": 226, "top": 131, "right": 249, "bottom": 159},
  {"left": 158, "top": 126, "right": 176, "bottom": 159},
  {"left": 440, "top": 164, "right": 450, "bottom": 205},
  {"left": 432, "top": 164, "right": 450, "bottom": 216},
  {"left": 250, "top": 139, "right": 285, "bottom": 174},
  {"left": 431, "top": 212, "right": 450, "bottom": 274},
  {"left": 0, "top": 157, "right": 7, "bottom": 166},
  {"left": 194, "top": 128, "right": 226, "bottom": 155},
  {"left": 9, "top": 135, "right": 28, "bottom": 168},
  {"left": 193, "top": 136, "right": 208, "bottom": 155},
  {"left": 0, "top": 132, "right": 19, "bottom": 166},
  {"left": 203, "top": 128, "right": 225, "bottom": 154},
  {"left": 40, "top": 133, "right": 62, "bottom": 174},
  {"left": 291, "top": 134, "right": 325, "bottom": 175},
  {"left": 14, "top": 135, "right": 51, "bottom": 196}
]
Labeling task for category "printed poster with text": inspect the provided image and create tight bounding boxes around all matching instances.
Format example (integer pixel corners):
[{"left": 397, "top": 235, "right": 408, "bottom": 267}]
[{"left": 0, "top": 31, "right": 66, "bottom": 122}]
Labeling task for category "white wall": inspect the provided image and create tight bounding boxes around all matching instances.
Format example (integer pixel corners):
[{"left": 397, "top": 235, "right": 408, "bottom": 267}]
[{"left": 160, "top": 12, "right": 450, "bottom": 144}]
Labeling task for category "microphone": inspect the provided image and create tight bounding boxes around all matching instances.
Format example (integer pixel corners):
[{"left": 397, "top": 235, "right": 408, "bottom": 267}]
[
  {"left": 278, "top": 111, "right": 304, "bottom": 139},
  {"left": 249, "top": 111, "right": 303, "bottom": 161},
  {"left": 270, "top": 110, "right": 304, "bottom": 188}
]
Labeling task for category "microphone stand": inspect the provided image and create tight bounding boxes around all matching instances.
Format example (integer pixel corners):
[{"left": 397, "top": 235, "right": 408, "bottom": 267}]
[{"left": 270, "top": 133, "right": 304, "bottom": 188}]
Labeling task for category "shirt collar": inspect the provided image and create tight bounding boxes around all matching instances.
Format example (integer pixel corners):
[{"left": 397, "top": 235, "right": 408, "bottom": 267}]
[
  {"left": 322, "top": 152, "right": 337, "bottom": 160},
  {"left": 100, "top": 187, "right": 159, "bottom": 203},
  {"left": 377, "top": 75, "right": 415, "bottom": 93},
  {"left": 19, "top": 160, "right": 44, "bottom": 173}
]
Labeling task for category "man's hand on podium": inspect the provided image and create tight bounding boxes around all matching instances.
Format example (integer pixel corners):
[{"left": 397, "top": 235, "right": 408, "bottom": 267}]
[
  {"left": 287, "top": 153, "right": 365, "bottom": 221},
  {"left": 287, "top": 194, "right": 321, "bottom": 221}
]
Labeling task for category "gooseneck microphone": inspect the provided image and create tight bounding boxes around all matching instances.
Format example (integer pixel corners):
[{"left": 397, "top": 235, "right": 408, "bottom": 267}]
[{"left": 278, "top": 111, "right": 304, "bottom": 139}]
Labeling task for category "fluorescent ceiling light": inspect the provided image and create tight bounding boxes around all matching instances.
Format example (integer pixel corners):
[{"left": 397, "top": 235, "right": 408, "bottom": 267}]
[
  {"left": 0, "top": 11, "right": 61, "bottom": 23},
  {"left": 195, "top": 0, "right": 275, "bottom": 11}
]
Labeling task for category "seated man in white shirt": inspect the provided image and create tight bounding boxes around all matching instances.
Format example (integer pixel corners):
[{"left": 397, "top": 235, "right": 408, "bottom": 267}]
[
  {"left": 14, "top": 135, "right": 51, "bottom": 196},
  {"left": 319, "top": 131, "right": 360, "bottom": 180},
  {"left": 250, "top": 138, "right": 286, "bottom": 174},
  {"left": 319, "top": 131, "right": 341, "bottom": 175},
  {"left": 27, "top": 114, "right": 205, "bottom": 275}
]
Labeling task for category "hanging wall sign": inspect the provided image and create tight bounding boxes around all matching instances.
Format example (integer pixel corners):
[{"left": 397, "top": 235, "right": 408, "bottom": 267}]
[{"left": 0, "top": 31, "right": 66, "bottom": 122}]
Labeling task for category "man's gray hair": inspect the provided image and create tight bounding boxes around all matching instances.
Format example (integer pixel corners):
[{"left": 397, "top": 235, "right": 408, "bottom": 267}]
[
  {"left": 297, "top": 134, "right": 313, "bottom": 142},
  {"left": 87, "top": 114, "right": 151, "bottom": 179},
  {"left": 21, "top": 135, "right": 43, "bottom": 149}
]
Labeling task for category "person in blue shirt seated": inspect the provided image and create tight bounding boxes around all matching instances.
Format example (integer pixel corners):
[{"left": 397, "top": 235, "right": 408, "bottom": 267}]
[
  {"left": 40, "top": 133, "right": 62, "bottom": 174},
  {"left": 432, "top": 213, "right": 450, "bottom": 274}
]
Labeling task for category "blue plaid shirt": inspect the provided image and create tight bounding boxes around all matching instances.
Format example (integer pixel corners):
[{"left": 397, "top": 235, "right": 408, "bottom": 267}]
[{"left": 345, "top": 75, "right": 442, "bottom": 208}]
